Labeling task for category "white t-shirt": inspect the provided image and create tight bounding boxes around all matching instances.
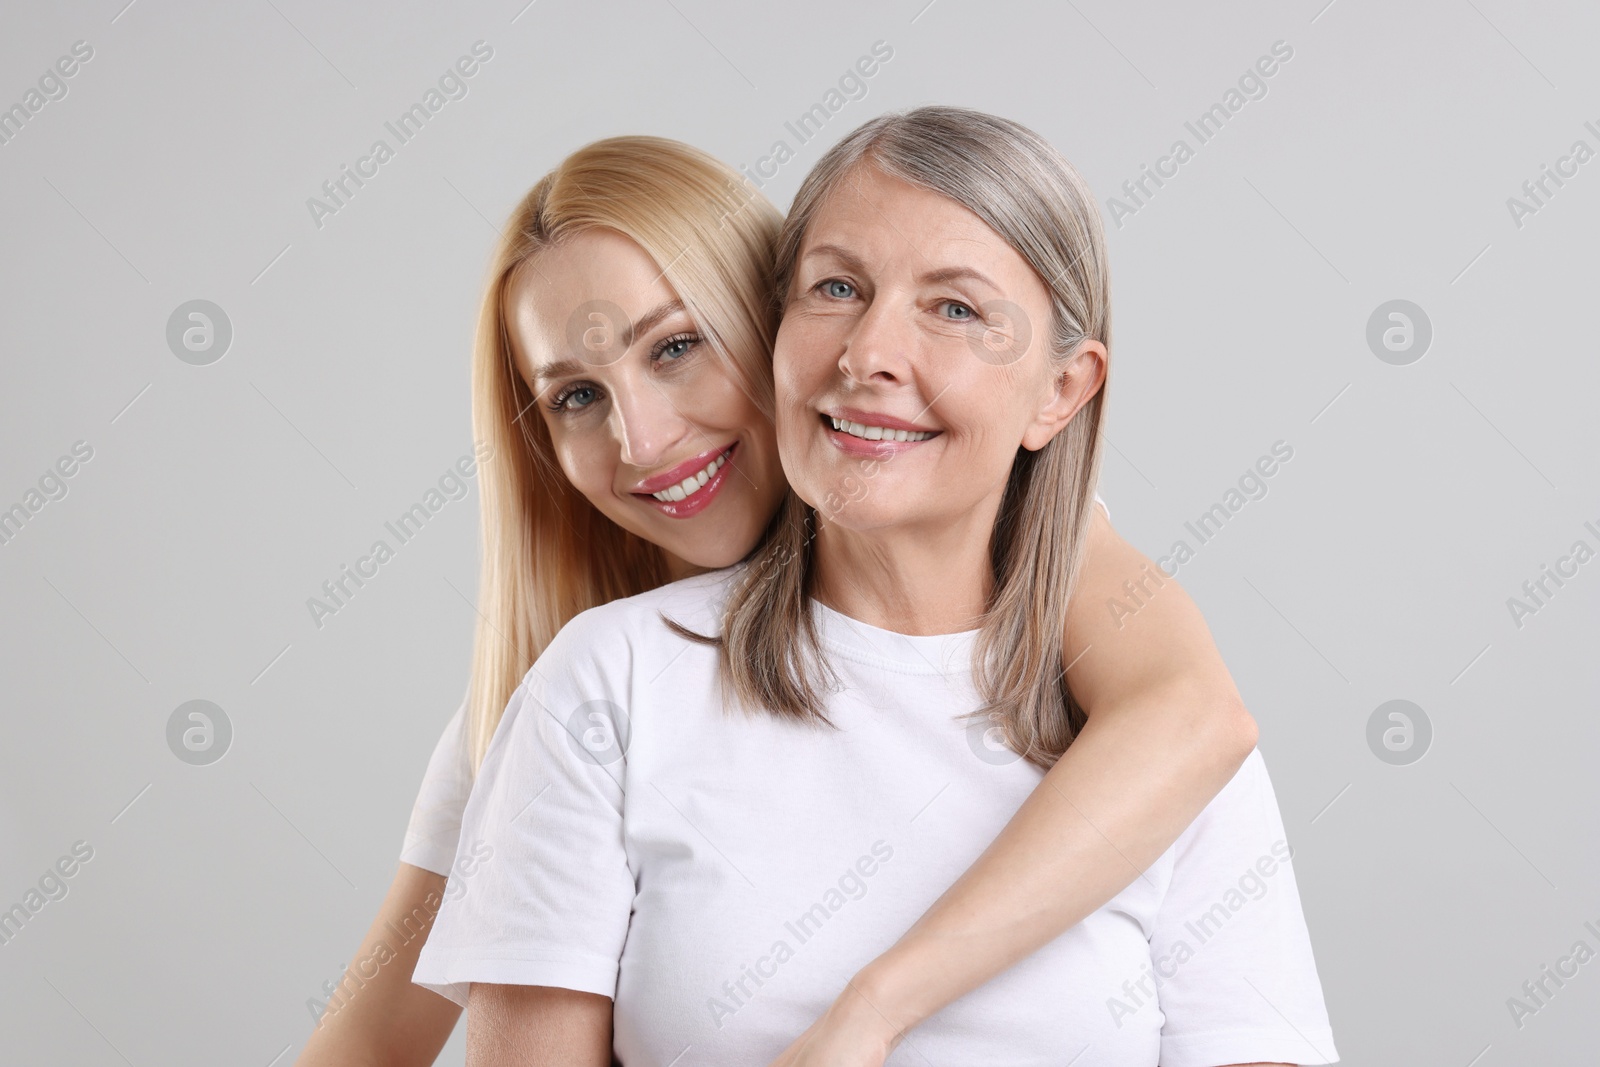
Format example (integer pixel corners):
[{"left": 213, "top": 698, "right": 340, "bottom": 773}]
[
  {"left": 412, "top": 564, "right": 1338, "bottom": 1066},
  {"left": 400, "top": 691, "right": 472, "bottom": 877},
  {"left": 397, "top": 494, "right": 1114, "bottom": 877}
]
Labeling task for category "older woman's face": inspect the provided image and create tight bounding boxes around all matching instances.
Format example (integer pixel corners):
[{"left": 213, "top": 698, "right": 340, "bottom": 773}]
[{"left": 773, "top": 165, "right": 1070, "bottom": 535}]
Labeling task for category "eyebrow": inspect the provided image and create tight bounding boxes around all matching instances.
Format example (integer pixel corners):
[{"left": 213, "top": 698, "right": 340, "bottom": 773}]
[
  {"left": 801, "top": 244, "right": 871, "bottom": 275},
  {"left": 529, "top": 299, "right": 686, "bottom": 382},
  {"left": 800, "top": 244, "right": 1001, "bottom": 292}
]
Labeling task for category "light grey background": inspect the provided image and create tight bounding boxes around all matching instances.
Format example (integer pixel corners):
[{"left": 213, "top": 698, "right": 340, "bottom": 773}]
[{"left": 2, "top": 0, "right": 1596, "bottom": 1063}]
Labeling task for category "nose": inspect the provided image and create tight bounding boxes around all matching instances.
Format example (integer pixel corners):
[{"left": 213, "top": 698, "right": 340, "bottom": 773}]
[
  {"left": 611, "top": 375, "right": 693, "bottom": 471},
  {"left": 838, "top": 294, "right": 914, "bottom": 385}
]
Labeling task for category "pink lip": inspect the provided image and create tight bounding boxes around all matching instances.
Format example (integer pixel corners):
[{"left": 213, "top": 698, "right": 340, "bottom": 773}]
[
  {"left": 820, "top": 407, "right": 942, "bottom": 458},
  {"left": 825, "top": 406, "right": 941, "bottom": 434},
  {"left": 631, "top": 441, "right": 738, "bottom": 519},
  {"left": 632, "top": 443, "right": 736, "bottom": 494}
]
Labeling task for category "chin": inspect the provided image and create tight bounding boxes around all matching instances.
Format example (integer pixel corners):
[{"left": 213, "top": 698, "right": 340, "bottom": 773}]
[{"left": 676, "top": 533, "right": 757, "bottom": 571}]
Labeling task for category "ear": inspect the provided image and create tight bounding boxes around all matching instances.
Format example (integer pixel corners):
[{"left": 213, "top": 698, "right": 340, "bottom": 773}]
[{"left": 1021, "top": 339, "right": 1106, "bottom": 451}]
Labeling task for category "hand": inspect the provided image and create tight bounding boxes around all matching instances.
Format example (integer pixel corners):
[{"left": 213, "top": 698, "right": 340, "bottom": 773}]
[{"left": 764, "top": 978, "right": 904, "bottom": 1067}]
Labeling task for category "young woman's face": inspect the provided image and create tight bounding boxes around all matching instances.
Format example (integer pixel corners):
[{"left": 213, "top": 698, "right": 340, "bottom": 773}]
[
  {"left": 505, "top": 228, "right": 786, "bottom": 573},
  {"left": 773, "top": 165, "right": 1070, "bottom": 535}
]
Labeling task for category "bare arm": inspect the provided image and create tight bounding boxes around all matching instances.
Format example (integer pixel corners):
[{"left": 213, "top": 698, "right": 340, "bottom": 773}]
[
  {"left": 465, "top": 983, "right": 612, "bottom": 1067},
  {"left": 294, "top": 863, "right": 462, "bottom": 1067},
  {"left": 773, "top": 504, "right": 1259, "bottom": 1061}
]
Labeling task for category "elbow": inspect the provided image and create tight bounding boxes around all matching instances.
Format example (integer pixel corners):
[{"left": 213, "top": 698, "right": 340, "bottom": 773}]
[
  {"left": 1164, "top": 680, "right": 1256, "bottom": 772},
  {"left": 1213, "top": 690, "right": 1259, "bottom": 763}
]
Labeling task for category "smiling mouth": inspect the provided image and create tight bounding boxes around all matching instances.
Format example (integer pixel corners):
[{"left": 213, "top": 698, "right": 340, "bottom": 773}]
[
  {"left": 646, "top": 445, "right": 733, "bottom": 502},
  {"left": 819, "top": 413, "right": 942, "bottom": 444},
  {"left": 631, "top": 442, "right": 738, "bottom": 519}
]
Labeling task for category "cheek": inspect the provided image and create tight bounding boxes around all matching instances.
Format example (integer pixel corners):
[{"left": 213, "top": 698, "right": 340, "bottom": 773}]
[
  {"left": 774, "top": 412, "right": 811, "bottom": 468},
  {"left": 706, "top": 378, "right": 785, "bottom": 481},
  {"left": 774, "top": 315, "right": 838, "bottom": 385},
  {"left": 549, "top": 426, "right": 615, "bottom": 497},
  {"left": 681, "top": 371, "right": 748, "bottom": 426},
  {"left": 771, "top": 367, "right": 817, "bottom": 444},
  {"left": 952, "top": 393, "right": 1037, "bottom": 473},
  {"left": 771, "top": 362, "right": 805, "bottom": 427}
]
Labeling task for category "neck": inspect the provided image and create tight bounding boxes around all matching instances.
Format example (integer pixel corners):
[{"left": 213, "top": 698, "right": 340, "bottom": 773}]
[
  {"left": 810, "top": 503, "right": 999, "bottom": 636},
  {"left": 662, "top": 550, "right": 706, "bottom": 584}
]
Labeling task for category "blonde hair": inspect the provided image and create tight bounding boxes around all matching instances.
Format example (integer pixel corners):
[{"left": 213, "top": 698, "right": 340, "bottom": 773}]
[
  {"left": 465, "top": 136, "right": 782, "bottom": 771},
  {"left": 709, "top": 106, "right": 1111, "bottom": 769}
]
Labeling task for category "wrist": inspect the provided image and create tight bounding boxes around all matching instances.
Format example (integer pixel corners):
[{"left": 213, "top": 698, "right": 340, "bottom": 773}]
[{"left": 838, "top": 959, "right": 919, "bottom": 1052}]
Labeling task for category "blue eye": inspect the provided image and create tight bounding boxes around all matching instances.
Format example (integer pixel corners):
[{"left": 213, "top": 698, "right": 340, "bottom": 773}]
[
  {"left": 654, "top": 334, "right": 698, "bottom": 362},
  {"left": 942, "top": 301, "right": 974, "bottom": 320},
  {"left": 823, "top": 279, "right": 855, "bottom": 299},
  {"left": 549, "top": 384, "right": 599, "bottom": 413}
]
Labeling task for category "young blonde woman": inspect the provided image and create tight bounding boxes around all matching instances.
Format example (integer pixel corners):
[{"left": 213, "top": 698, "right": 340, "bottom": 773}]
[{"left": 296, "top": 132, "right": 1259, "bottom": 1066}]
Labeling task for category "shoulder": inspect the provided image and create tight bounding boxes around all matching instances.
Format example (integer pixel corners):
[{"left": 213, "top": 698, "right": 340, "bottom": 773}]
[
  {"left": 413, "top": 688, "right": 470, "bottom": 778},
  {"left": 1168, "top": 746, "right": 1288, "bottom": 863},
  {"left": 1223, "top": 745, "right": 1271, "bottom": 791},
  {"left": 399, "top": 686, "right": 474, "bottom": 875},
  {"left": 553, "top": 563, "right": 739, "bottom": 649},
  {"left": 434, "top": 689, "right": 470, "bottom": 755},
  {"left": 1177, "top": 742, "right": 1299, "bottom": 870},
  {"left": 518, "top": 564, "right": 741, "bottom": 691},
  {"left": 1199, "top": 745, "right": 1278, "bottom": 813}
]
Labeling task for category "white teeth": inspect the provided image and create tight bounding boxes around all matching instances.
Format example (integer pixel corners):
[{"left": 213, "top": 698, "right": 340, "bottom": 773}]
[
  {"left": 828, "top": 416, "right": 934, "bottom": 443},
  {"left": 651, "top": 449, "right": 730, "bottom": 502}
]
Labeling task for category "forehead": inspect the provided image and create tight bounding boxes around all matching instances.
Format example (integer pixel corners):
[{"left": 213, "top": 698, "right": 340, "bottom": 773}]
[
  {"left": 504, "top": 228, "right": 679, "bottom": 361},
  {"left": 802, "top": 165, "right": 1025, "bottom": 271}
]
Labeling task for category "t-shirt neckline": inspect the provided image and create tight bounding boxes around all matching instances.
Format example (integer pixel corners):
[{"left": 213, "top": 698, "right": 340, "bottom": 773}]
[{"left": 807, "top": 594, "right": 980, "bottom": 676}]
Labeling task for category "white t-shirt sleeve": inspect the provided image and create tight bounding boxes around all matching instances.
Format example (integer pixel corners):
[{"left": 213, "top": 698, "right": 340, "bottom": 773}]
[
  {"left": 398, "top": 690, "right": 472, "bottom": 877},
  {"left": 411, "top": 635, "right": 635, "bottom": 1008},
  {"left": 1149, "top": 749, "right": 1339, "bottom": 1066}
]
